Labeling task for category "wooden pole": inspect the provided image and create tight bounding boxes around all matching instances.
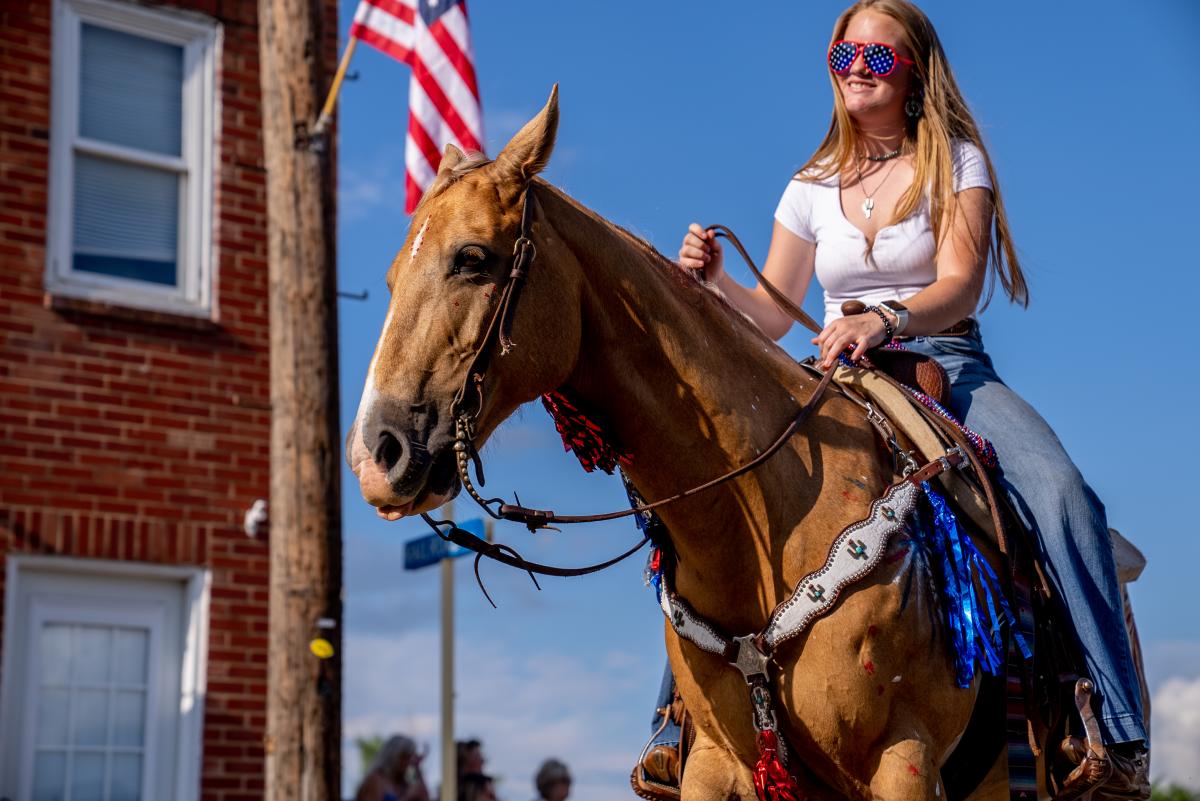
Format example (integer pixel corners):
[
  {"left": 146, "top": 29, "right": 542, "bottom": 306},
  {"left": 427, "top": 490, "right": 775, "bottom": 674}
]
[{"left": 258, "top": 1, "right": 342, "bottom": 800}]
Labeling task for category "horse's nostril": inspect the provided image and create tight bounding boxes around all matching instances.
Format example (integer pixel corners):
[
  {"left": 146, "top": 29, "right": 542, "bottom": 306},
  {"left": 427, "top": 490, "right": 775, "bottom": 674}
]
[{"left": 377, "top": 430, "right": 404, "bottom": 472}]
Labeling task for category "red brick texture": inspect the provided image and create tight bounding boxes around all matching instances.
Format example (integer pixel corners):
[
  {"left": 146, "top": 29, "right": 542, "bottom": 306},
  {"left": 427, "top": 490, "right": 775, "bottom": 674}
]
[{"left": 0, "top": 1, "right": 339, "bottom": 798}]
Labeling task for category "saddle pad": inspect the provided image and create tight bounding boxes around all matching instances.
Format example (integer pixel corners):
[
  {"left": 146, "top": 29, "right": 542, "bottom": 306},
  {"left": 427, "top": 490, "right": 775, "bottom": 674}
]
[{"left": 832, "top": 365, "right": 995, "bottom": 539}]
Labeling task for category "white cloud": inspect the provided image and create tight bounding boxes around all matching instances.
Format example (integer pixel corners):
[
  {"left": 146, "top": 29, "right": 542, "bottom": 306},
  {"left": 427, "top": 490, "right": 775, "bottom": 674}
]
[{"left": 1150, "top": 675, "right": 1200, "bottom": 790}]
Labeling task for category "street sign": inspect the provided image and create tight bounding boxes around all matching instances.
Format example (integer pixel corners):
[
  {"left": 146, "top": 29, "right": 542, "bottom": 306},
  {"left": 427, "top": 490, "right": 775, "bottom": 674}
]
[{"left": 403, "top": 518, "right": 485, "bottom": 570}]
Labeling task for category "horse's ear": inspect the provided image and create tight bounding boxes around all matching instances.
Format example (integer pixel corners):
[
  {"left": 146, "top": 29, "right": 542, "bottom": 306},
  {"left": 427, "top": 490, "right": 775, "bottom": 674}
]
[
  {"left": 438, "top": 142, "right": 465, "bottom": 174},
  {"left": 495, "top": 85, "right": 559, "bottom": 183}
]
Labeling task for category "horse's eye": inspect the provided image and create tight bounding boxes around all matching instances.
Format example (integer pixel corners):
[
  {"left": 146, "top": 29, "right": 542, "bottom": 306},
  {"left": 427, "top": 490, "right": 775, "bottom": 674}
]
[{"left": 453, "top": 245, "right": 489, "bottom": 275}]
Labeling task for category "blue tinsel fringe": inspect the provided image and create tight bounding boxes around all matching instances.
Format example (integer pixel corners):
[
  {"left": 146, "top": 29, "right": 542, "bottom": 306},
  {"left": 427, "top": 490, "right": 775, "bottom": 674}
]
[{"left": 920, "top": 481, "right": 1031, "bottom": 687}]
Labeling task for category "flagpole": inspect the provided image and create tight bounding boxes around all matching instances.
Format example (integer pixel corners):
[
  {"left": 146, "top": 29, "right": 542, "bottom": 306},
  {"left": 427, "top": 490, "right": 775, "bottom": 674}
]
[{"left": 313, "top": 36, "right": 358, "bottom": 137}]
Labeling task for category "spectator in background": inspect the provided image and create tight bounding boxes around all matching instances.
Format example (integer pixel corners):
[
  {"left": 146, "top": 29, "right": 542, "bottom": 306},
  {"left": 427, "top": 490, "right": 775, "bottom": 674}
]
[
  {"left": 456, "top": 739, "right": 486, "bottom": 780},
  {"left": 533, "top": 759, "right": 571, "bottom": 801},
  {"left": 459, "top": 772, "right": 497, "bottom": 801},
  {"left": 356, "top": 735, "right": 430, "bottom": 801}
]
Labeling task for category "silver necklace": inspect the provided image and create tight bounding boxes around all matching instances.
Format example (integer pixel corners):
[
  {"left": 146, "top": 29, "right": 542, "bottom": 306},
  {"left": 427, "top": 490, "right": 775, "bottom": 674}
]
[{"left": 853, "top": 154, "right": 901, "bottom": 220}]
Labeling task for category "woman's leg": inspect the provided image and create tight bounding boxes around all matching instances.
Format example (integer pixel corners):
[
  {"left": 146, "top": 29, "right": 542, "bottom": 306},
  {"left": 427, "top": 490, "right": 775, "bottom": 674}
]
[
  {"left": 903, "top": 330, "right": 1147, "bottom": 745},
  {"left": 651, "top": 660, "right": 682, "bottom": 747},
  {"left": 635, "top": 661, "right": 683, "bottom": 788}
]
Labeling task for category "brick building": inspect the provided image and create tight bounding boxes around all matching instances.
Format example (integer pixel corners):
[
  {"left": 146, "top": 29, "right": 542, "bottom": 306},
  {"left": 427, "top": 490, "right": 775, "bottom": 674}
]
[{"left": 0, "top": 1, "right": 337, "bottom": 799}]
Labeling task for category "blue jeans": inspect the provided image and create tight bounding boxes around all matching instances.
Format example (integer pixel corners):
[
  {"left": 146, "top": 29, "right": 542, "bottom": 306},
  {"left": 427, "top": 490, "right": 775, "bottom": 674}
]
[
  {"left": 649, "top": 323, "right": 1146, "bottom": 747},
  {"left": 650, "top": 663, "right": 680, "bottom": 747},
  {"left": 902, "top": 323, "right": 1146, "bottom": 744}
]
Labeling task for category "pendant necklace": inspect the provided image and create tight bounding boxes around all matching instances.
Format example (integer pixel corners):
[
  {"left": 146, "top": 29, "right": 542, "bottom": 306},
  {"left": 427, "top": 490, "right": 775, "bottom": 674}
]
[{"left": 853, "top": 152, "right": 901, "bottom": 220}]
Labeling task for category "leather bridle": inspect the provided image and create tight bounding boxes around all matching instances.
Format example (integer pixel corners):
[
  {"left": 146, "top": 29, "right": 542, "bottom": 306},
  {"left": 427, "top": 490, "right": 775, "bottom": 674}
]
[{"left": 421, "top": 182, "right": 838, "bottom": 590}]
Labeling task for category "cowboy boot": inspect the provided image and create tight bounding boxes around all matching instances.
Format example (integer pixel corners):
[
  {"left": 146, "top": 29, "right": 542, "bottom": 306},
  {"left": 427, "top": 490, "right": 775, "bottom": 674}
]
[
  {"left": 1060, "top": 737, "right": 1150, "bottom": 801},
  {"left": 1057, "top": 736, "right": 1112, "bottom": 801},
  {"left": 640, "top": 743, "right": 681, "bottom": 787}
]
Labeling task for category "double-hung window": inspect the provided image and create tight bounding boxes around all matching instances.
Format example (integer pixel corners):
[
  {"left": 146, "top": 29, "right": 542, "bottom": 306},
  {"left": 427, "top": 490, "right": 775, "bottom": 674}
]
[{"left": 46, "top": 0, "right": 218, "bottom": 316}]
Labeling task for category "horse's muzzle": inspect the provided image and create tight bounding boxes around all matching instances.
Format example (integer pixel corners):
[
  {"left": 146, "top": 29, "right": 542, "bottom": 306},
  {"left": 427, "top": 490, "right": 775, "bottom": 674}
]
[{"left": 352, "top": 399, "right": 459, "bottom": 513}]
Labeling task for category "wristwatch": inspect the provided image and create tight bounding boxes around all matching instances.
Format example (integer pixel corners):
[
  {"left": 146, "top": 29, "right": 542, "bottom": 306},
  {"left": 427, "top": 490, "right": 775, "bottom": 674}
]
[{"left": 881, "top": 300, "right": 910, "bottom": 336}]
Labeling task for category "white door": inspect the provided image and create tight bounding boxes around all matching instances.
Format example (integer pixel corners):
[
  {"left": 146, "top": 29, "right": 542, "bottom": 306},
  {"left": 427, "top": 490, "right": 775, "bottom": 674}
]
[{"left": 0, "top": 564, "right": 194, "bottom": 801}]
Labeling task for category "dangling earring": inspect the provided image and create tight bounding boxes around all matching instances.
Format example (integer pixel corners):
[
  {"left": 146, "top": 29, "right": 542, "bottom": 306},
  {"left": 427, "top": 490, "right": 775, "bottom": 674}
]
[{"left": 905, "top": 85, "right": 924, "bottom": 119}]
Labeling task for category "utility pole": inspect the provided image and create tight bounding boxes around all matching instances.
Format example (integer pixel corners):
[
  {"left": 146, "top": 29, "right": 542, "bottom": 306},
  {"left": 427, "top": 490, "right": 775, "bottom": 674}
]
[{"left": 258, "top": 2, "right": 342, "bottom": 800}]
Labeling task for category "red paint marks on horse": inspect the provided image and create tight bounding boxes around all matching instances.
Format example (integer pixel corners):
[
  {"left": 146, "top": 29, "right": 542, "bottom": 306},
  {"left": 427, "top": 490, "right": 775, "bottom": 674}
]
[
  {"left": 906, "top": 763, "right": 920, "bottom": 777},
  {"left": 863, "top": 660, "right": 876, "bottom": 676},
  {"left": 885, "top": 545, "right": 911, "bottom": 564},
  {"left": 841, "top": 489, "right": 853, "bottom": 501}
]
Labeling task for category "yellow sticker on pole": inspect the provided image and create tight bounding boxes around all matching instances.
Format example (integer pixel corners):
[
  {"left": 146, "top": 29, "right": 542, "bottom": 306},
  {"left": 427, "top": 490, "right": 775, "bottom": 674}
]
[{"left": 309, "top": 637, "right": 335, "bottom": 659}]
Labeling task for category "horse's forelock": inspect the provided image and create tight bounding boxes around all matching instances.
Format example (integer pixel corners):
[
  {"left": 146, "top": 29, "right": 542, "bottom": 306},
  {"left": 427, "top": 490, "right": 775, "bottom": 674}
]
[{"left": 414, "top": 152, "right": 495, "bottom": 212}]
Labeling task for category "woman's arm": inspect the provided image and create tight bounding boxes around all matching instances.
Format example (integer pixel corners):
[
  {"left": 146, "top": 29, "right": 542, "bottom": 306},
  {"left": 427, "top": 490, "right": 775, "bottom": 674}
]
[
  {"left": 679, "top": 221, "right": 816, "bottom": 341},
  {"left": 890, "top": 186, "right": 994, "bottom": 335},
  {"left": 813, "top": 186, "right": 994, "bottom": 367}
]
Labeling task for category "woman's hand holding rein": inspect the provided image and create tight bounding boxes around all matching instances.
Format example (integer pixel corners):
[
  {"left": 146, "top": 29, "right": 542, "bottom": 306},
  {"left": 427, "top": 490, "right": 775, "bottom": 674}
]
[
  {"left": 678, "top": 218, "right": 889, "bottom": 367},
  {"left": 675, "top": 219, "right": 889, "bottom": 368},
  {"left": 678, "top": 223, "right": 724, "bottom": 283},
  {"left": 812, "top": 312, "right": 889, "bottom": 369},
  {"left": 677, "top": 220, "right": 818, "bottom": 341}
]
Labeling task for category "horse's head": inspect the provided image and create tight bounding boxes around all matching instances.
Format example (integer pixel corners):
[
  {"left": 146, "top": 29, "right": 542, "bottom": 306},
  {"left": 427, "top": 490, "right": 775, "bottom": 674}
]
[{"left": 348, "top": 87, "right": 581, "bottom": 518}]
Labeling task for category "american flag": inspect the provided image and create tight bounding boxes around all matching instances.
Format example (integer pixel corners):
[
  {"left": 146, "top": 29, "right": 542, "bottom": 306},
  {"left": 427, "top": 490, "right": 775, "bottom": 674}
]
[{"left": 350, "top": 0, "right": 484, "bottom": 213}]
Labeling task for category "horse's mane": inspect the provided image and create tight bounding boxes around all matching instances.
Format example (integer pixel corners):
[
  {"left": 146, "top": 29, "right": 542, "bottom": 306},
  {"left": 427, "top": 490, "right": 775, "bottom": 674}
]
[
  {"left": 534, "top": 181, "right": 765, "bottom": 335},
  {"left": 420, "top": 155, "right": 772, "bottom": 339}
]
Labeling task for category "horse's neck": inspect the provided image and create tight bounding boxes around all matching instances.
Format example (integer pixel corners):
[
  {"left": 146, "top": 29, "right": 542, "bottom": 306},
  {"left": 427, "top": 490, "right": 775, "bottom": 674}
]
[{"left": 538, "top": 187, "right": 836, "bottom": 610}]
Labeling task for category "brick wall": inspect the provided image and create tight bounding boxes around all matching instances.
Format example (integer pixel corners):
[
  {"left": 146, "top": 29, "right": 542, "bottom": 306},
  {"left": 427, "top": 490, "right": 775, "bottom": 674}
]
[{"left": 0, "top": 1, "right": 338, "bottom": 798}]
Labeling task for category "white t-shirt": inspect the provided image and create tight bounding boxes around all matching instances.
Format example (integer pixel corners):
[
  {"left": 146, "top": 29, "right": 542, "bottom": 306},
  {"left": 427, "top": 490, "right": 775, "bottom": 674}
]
[{"left": 773, "top": 139, "right": 992, "bottom": 325}]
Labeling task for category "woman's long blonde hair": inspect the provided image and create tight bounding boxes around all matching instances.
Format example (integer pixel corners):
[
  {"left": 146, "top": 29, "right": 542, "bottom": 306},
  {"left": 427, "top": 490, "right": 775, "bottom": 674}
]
[{"left": 800, "top": 0, "right": 1028, "bottom": 308}]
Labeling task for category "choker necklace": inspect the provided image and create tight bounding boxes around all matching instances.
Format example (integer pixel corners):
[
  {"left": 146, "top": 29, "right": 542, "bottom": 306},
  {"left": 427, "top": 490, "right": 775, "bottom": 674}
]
[{"left": 865, "top": 146, "right": 903, "bottom": 162}]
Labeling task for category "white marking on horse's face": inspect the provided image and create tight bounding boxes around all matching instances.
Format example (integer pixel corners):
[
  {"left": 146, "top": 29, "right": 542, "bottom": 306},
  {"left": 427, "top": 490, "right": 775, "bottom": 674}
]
[
  {"left": 410, "top": 217, "right": 429, "bottom": 265},
  {"left": 353, "top": 305, "right": 396, "bottom": 435}
]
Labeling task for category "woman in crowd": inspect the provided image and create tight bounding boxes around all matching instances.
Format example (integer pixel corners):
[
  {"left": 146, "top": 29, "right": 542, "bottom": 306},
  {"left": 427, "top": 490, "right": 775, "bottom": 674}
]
[{"left": 356, "top": 735, "right": 431, "bottom": 801}]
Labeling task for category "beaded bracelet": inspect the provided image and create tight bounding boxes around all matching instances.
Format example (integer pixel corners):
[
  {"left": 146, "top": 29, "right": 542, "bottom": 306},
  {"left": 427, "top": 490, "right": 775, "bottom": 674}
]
[{"left": 863, "top": 305, "right": 894, "bottom": 345}]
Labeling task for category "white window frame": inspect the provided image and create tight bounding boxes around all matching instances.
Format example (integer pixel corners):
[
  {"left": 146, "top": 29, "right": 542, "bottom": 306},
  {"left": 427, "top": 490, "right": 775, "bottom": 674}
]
[
  {"left": 46, "top": 0, "right": 220, "bottom": 317},
  {"left": 0, "top": 556, "right": 211, "bottom": 801}
]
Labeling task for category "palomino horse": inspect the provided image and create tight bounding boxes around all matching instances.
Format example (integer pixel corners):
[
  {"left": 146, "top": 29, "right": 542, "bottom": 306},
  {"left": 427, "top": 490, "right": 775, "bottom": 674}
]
[{"left": 349, "top": 88, "right": 1030, "bottom": 800}]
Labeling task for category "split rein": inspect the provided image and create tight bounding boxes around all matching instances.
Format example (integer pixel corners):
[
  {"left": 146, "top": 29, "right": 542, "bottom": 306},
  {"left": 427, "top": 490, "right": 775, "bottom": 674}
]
[{"left": 420, "top": 187, "right": 831, "bottom": 601}]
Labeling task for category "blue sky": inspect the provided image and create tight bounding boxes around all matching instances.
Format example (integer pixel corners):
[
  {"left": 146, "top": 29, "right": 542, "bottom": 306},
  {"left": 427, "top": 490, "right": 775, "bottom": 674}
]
[{"left": 334, "top": 1, "right": 1200, "bottom": 796}]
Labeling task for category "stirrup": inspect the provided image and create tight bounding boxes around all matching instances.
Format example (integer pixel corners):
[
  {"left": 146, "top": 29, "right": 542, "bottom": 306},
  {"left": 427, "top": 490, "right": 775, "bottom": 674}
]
[{"left": 631, "top": 696, "right": 691, "bottom": 801}]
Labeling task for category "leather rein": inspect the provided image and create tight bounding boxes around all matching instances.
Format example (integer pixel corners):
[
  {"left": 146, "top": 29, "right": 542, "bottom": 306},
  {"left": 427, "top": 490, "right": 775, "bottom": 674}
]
[{"left": 420, "top": 184, "right": 837, "bottom": 586}]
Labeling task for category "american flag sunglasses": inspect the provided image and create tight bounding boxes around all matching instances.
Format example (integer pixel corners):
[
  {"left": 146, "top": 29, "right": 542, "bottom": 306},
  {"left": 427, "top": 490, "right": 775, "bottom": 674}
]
[{"left": 828, "top": 40, "right": 914, "bottom": 77}]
